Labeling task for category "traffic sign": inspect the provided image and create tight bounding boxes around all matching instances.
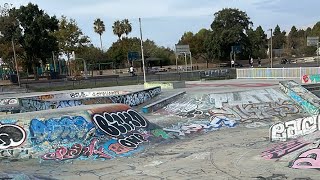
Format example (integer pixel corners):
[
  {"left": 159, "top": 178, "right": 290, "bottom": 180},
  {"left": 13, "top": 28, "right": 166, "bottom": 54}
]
[
  {"left": 175, "top": 44, "right": 190, "bottom": 54},
  {"left": 231, "top": 45, "right": 241, "bottom": 53},
  {"left": 128, "top": 51, "right": 140, "bottom": 61},
  {"left": 307, "top": 36, "right": 319, "bottom": 46}
]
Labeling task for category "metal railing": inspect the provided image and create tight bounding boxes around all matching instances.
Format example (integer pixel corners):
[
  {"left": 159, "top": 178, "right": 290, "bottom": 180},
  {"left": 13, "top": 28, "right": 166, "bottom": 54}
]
[{"left": 237, "top": 67, "right": 320, "bottom": 79}]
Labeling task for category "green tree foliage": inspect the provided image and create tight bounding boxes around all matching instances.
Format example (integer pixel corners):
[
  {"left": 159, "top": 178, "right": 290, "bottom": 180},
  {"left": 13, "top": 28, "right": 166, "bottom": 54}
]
[
  {"left": 112, "top": 20, "right": 124, "bottom": 39},
  {"left": 106, "top": 37, "right": 174, "bottom": 68},
  {"left": 122, "top": 19, "right": 132, "bottom": 37},
  {"left": 311, "top": 22, "right": 320, "bottom": 37},
  {"left": 93, "top": 18, "right": 105, "bottom": 50},
  {"left": 288, "top": 26, "right": 298, "bottom": 49},
  {"left": 54, "top": 16, "right": 90, "bottom": 60},
  {"left": 272, "top": 25, "right": 286, "bottom": 49},
  {"left": 11, "top": 3, "right": 59, "bottom": 80},
  {"left": 112, "top": 19, "right": 132, "bottom": 40},
  {"left": 178, "top": 29, "right": 211, "bottom": 67},
  {"left": 247, "top": 26, "right": 267, "bottom": 58},
  {"left": 206, "top": 8, "right": 252, "bottom": 60}
]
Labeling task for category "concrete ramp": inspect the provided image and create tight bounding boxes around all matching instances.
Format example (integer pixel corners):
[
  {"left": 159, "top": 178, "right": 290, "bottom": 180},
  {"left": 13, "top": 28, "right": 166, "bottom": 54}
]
[
  {"left": 0, "top": 104, "right": 166, "bottom": 161},
  {"left": 0, "top": 87, "right": 161, "bottom": 113}
]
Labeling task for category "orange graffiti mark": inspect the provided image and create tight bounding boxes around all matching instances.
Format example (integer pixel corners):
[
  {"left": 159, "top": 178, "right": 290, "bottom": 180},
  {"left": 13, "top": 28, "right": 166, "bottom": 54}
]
[
  {"left": 108, "top": 143, "right": 133, "bottom": 155},
  {"left": 88, "top": 104, "right": 130, "bottom": 114},
  {"left": 39, "top": 94, "right": 54, "bottom": 100}
]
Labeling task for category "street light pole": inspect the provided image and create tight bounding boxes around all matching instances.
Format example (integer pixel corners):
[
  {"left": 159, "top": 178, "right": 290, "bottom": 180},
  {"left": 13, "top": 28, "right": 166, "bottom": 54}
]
[
  {"left": 317, "top": 42, "right": 320, "bottom": 66},
  {"left": 11, "top": 38, "right": 20, "bottom": 87},
  {"left": 139, "top": 18, "right": 146, "bottom": 83},
  {"left": 269, "top": 28, "right": 273, "bottom": 68}
]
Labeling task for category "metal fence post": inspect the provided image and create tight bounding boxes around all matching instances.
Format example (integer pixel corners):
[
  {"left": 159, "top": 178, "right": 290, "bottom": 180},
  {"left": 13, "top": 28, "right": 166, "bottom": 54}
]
[{"left": 300, "top": 67, "right": 302, "bottom": 80}]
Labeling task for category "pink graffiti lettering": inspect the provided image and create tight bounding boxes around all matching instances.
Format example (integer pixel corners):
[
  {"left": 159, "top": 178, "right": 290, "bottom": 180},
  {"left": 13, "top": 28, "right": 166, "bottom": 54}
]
[
  {"left": 262, "top": 140, "right": 309, "bottom": 159},
  {"left": 291, "top": 148, "right": 320, "bottom": 169},
  {"left": 108, "top": 143, "right": 133, "bottom": 155},
  {"left": 41, "top": 139, "right": 111, "bottom": 161}
]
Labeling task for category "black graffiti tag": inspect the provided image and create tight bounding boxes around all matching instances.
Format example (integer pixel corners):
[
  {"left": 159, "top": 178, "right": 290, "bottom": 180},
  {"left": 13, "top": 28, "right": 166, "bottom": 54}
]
[
  {"left": 92, "top": 109, "right": 148, "bottom": 137},
  {"left": 0, "top": 124, "right": 26, "bottom": 149},
  {"left": 118, "top": 133, "right": 146, "bottom": 148}
]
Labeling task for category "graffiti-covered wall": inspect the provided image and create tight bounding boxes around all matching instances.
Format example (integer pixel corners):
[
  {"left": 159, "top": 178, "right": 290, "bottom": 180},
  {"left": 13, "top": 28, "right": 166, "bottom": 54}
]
[
  {"left": 0, "top": 87, "right": 161, "bottom": 113},
  {"left": 270, "top": 115, "right": 320, "bottom": 141},
  {"left": 0, "top": 104, "right": 164, "bottom": 161},
  {"left": 279, "top": 81, "right": 319, "bottom": 115}
]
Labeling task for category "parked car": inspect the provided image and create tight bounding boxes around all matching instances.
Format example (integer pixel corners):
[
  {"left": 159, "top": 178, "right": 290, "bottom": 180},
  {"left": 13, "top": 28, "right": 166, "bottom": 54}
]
[{"left": 159, "top": 68, "right": 167, "bottom": 72}]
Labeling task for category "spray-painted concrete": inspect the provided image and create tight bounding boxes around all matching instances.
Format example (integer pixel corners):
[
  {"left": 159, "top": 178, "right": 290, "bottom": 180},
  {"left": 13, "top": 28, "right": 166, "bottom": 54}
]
[
  {"left": 279, "top": 80, "right": 320, "bottom": 115},
  {"left": 0, "top": 87, "right": 161, "bottom": 113},
  {"left": 144, "top": 81, "right": 186, "bottom": 89},
  {"left": 142, "top": 91, "right": 186, "bottom": 113},
  {"left": 0, "top": 104, "right": 165, "bottom": 160}
]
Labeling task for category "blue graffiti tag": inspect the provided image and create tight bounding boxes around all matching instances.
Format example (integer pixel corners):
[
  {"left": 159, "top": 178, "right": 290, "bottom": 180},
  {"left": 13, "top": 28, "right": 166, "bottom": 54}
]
[{"left": 30, "top": 116, "right": 94, "bottom": 144}]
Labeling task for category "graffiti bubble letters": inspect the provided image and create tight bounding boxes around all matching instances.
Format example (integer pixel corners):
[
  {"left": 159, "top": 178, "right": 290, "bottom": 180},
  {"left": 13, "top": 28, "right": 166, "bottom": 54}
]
[
  {"left": 270, "top": 115, "right": 320, "bottom": 141},
  {"left": 290, "top": 147, "right": 320, "bottom": 169},
  {"left": 262, "top": 140, "right": 309, "bottom": 159},
  {"left": 30, "top": 116, "right": 94, "bottom": 144},
  {"left": 0, "top": 124, "right": 26, "bottom": 149},
  {"left": 92, "top": 109, "right": 148, "bottom": 137},
  {"left": 0, "top": 98, "right": 18, "bottom": 106},
  {"left": 41, "top": 138, "right": 111, "bottom": 161},
  {"left": 118, "top": 133, "right": 146, "bottom": 148}
]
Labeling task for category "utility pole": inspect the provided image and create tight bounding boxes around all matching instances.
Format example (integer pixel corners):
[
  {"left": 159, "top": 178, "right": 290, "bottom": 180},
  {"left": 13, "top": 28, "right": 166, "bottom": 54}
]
[
  {"left": 139, "top": 18, "right": 146, "bottom": 83},
  {"left": 12, "top": 38, "right": 20, "bottom": 87},
  {"left": 269, "top": 28, "right": 273, "bottom": 68}
]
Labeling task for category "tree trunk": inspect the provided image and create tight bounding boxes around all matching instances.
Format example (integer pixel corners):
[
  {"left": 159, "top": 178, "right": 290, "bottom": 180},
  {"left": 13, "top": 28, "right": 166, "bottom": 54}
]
[
  {"left": 33, "top": 64, "right": 39, "bottom": 81},
  {"left": 99, "top": 34, "right": 103, "bottom": 51}
]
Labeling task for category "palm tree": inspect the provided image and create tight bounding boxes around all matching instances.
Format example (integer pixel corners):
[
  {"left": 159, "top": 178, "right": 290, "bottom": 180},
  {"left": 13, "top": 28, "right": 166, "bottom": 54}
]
[
  {"left": 93, "top": 18, "right": 105, "bottom": 50},
  {"left": 122, "top": 19, "right": 132, "bottom": 37},
  {"left": 112, "top": 20, "right": 124, "bottom": 40}
]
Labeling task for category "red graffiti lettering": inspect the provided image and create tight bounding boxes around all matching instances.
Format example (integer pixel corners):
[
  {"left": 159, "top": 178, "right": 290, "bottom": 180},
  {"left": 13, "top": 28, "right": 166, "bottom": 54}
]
[
  {"left": 41, "top": 139, "right": 111, "bottom": 161},
  {"left": 108, "top": 143, "right": 133, "bottom": 155}
]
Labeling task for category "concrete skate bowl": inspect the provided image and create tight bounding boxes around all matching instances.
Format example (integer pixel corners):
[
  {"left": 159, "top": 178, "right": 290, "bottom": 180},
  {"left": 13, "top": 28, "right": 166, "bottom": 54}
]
[
  {"left": 0, "top": 104, "right": 169, "bottom": 161},
  {"left": 0, "top": 87, "right": 161, "bottom": 113},
  {"left": 147, "top": 88, "right": 304, "bottom": 132}
]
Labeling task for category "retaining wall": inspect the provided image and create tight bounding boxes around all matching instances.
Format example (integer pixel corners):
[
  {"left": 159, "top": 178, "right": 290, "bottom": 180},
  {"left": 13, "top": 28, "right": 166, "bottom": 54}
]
[{"left": 0, "top": 104, "right": 164, "bottom": 161}]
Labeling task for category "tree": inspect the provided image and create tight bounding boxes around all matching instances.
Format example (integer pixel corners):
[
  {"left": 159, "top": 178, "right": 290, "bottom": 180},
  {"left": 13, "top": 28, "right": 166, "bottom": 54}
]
[
  {"left": 122, "top": 19, "right": 132, "bottom": 37},
  {"left": 247, "top": 26, "right": 267, "bottom": 58},
  {"left": 206, "top": 8, "right": 252, "bottom": 60},
  {"left": 112, "top": 20, "right": 124, "bottom": 39},
  {"left": 178, "top": 29, "right": 211, "bottom": 67},
  {"left": 54, "top": 16, "right": 90, "bottom": 61},
  {"left": 288, "top": 26, "right": 298, "bottom": 49},
  {"left": 93, "top": 18, "right": 105, "bottom": 50},
  {"left": 106, "top": 37, "right": 174, "bottom": 68},
  {"left": 11, "top": 3, "right": 59, "bottom": 80},
  {"left": 272, "top": 25, "right": 286, "bottom": 49}
]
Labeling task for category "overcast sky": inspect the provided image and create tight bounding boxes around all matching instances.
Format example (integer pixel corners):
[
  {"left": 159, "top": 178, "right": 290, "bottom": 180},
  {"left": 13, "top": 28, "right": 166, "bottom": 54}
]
[{"left": 3, "top": 0, "right": 320, "bottom": 50}]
